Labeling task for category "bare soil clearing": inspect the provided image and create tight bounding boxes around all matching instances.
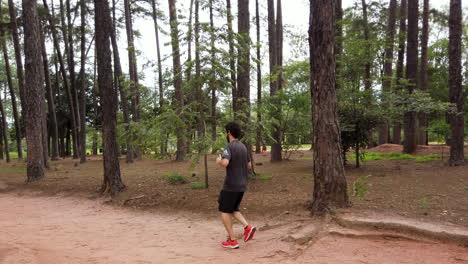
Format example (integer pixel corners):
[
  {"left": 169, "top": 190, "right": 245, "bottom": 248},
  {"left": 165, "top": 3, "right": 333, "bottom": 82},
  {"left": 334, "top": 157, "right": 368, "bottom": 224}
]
[{"left": 1, "top": 193, "right": 467, "bottom": 264}]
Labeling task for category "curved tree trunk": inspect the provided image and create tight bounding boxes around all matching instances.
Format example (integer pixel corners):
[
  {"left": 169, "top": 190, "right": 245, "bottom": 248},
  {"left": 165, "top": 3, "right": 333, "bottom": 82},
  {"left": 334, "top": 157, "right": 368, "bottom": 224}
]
[
  {"left": 448, "top": 0, "right": 464, "bottom": 166},
  {"left": 23, "top": 0, "right": 45, "bottom": 182},
  {"left": 403, "top": 0, "right": 419, "bottom": 154},
  {"left": 95, "top": 0, "right": 125, "bottom": 194},
  {"left": 7, "top": 0, "right": 24, "bottom": 159},
  {"left": 168, "top": 0, "right": 186, "bottom": 161},
  {"left": 378, "top": 0, "right": 397, "bottom": 145},
  {"left": 309, "top": 0, "right": 348, "bottom": 215},
  {"left": 393, "top": 0, "right": 407, "bottom": 144}
]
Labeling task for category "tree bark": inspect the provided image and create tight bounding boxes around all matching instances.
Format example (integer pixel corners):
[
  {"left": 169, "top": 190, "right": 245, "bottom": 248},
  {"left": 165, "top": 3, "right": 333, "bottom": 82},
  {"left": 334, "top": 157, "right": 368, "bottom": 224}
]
[
  {"left": 0, "top": 85, "right": 10, "bottom": 163},
  {"left": 361, "top": 0, "right": 372, "bottom": 92},
  {"left": 150, "top": 0, "right": 164, "bottom": 108},
  {"left": 393, "top": 0, "right": 407, "bottom": 144},
  {"left": 95, "top": 0, "right": 125, "bottom": 194},
  {"left": 237, "top": 0, "right": 250, "bottom": 129},
  {"left": 0, "top": 28, "right": 17, "bottom": 162},
  {"left": 378, "top": 0, "right": 397, "bottom": 145},
  {"left": 403, "top": 0, "right": 419, "bottom": 154},
  {"left": 66, "top": 0, "right": 81, "bottom": 159},
  {"left": 124, "top": 0, "right": 140, "bottom": 123},
  {"left": 418, "top": 0, "right": 429, "bottom": 145},
  {"left": 40, "top": 28, "right": 60, "bottom": 161},
  {"left": 209, "top": 0, "right": 217, "bottom": 144},
  {"left": 335, "top": 0, "right": 343, "bottom": 91},
  {"left": 448, "top": 0, "right": 464, "bottom": 166},
  {"left": 7, "top": 0, "right": 24, "bottom": 159},
  {"left": 226, "top": 0, "right": 237, "bottom": 115},
  {"left": 111, "top": 0, "right": 133, "bottom": 163},
  {"left": 309, "top": 0, "right": 348, "bottom": 214},
  {"left": 79, "top": 0, "right": 87, "bottom": 163},
  {"left": 23, "top": 0, "right": 45, "bottom": 182},
  {"left": 168, "top": 0, "right": 186, "bottom": 161},
  {"left": 255, "top": 0, "right": 262, "bottom": 153}
]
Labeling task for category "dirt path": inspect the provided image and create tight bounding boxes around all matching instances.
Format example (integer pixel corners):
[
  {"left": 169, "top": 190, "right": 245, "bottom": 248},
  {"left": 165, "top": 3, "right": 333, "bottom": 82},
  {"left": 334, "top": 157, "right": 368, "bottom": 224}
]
[{"left": 1, "top": 193, "right": 467, "bottom": 264}]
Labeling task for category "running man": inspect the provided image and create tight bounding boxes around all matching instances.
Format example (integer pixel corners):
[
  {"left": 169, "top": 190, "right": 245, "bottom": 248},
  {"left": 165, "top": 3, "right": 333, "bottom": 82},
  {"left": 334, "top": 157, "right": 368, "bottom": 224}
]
[{"left": 216, "top": 122, "right": 256, "bottom": 249}]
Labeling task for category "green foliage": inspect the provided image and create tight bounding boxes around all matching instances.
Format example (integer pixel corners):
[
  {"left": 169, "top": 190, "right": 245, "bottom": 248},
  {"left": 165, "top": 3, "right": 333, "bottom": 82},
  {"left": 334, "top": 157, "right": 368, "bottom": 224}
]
[
  {"left": 256, "top": 173, "right": 273, "bottom": 180},
  {"left": 351, "top": 175, "right": 370, "bottom": 200},
  {"left": 0, "top": 167, "right": 26, "bottom": 172},
  {"left": 428, "top": 120, "right": 450, "bottom": 143},
  {"left": 387, "top": 152, "right": 414, "bottom": 160},
  {"left": 464, "top": 187, "right": 468, "bottom": 191},
  {"left": 164, "top": 171, "right": 188, "bottom": 185},
  {"left": 415, "top": 154, "right": 441, "bottom": 162},
  {"left": 418, "top": 197, "right": 430, "bottom": 209},
  {"left": 349, "top": 152, "right": 441, "bottom": 163},
  {"left": 191, "top": 182, "right": 207, "bottom": 189}
]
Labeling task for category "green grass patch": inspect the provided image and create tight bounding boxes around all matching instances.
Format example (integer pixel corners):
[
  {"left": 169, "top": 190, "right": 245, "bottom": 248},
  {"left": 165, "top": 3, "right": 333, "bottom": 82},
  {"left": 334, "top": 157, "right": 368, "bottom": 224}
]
[
  {"left": 418, "top": 197, "right": 430, "bottom": 209},
  {"left": 191, "top": 181, "right": 207, "bottom": 189},
  {"left": 164, "top": 171, "right": 188, "bottom": 185},
  {"left": 256, "top": 173, "right": 273, "bottom": 180},
  {"left": 415, "top": 154, "right": 441, "bottom": 162},
  {"left": 464, "top": 186, "right": 468, "bottom": 191},
  {"left": 0, "top": 167, "right": 26, "bottom": 172},
  {"left": 387, "top": 152, "right": 414, "bottom": 160}
]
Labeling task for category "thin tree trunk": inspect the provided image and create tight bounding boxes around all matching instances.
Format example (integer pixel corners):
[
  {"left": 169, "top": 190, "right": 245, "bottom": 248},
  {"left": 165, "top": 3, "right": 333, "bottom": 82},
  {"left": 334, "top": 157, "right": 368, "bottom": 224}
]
[
  {"left": 309, "top": 0, "right": 348, "bottom": 214},
  {"left": 124, "top": 0, "right": 140, "bottom": 122},
  {"left": 95, "top": 0, "right": 125, "bottom": 194},
  {"left": 23, "top": 0, "right": 45, "bottom": 182},
  {"left": 255, "top": 0, "right": 262, "bottom": 154},
  {"left": 186, "top": 0, "right": 194, "bottom": 82},
  {"left": 40, "top": 28, "right": 60, "bottom": 161},
  {"left": 111, "top": 0, "right": 133, "bottom": 163},
  {"left": 271, "top": 0, "right": 283, "bottom": 161},
  {"left": 226, "top": 0, "right": 237, "bottom": 115},
  {"left": 7, "top": 0, "right": 24, "bottom": 159},
  {"left": 66, "top": 0, "right": 81, "bottom": 159},
  {"left": 378, "top": 0, "right": 397, "bottom": 145},
  {"left": 44, "top": 0, "right": 80, "bottom": 159},
  {"left": 237, "top": 0, "right": 250, "bottom": 128},
  {"left": 418, "top": 0, "right": 429, "bottom": 145},
  {"left": 361, "top": 0, "right": 372, "bottom": 92},
  {"left": 209, "top": 0, "right": 217, "bottom": 144},
  {"left": 0, "top": 28, "right": 19, "bottom": 162},
  {"left": 0, "top": 85, "right": 10, "bottom": 163},
  {"left": 92, "top": 55, "right": 99, "bottom": 156},
  {"left": 79, "top": 0, "right": 87, "bottom": 163},
  {"left": 448, "top": 0, "right": 464, "bottom": 166},
  {"left": 150, "top": 0, "right": 164, "bottom": 108},
  {"left": 393, "top": 0, "right": 407, "bottom": 144},
  {"left": 168, "top": 0, "right": 186, "bottom": 161},
  {"left": 403, "top": 0, "right": 419, "bottom": 154},
  {"left": 195, "top": 0, "right": 203, "bottom": 141}
]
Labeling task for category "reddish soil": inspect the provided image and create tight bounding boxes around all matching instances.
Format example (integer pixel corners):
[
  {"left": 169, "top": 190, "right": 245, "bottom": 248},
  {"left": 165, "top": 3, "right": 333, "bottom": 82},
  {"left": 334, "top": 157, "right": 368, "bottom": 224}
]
[
  {"left": 1, "top": 193, "right": 467, "bottom": 264},
  {"left": 0, "top": 145, "right": 466, "bottom": 227}
]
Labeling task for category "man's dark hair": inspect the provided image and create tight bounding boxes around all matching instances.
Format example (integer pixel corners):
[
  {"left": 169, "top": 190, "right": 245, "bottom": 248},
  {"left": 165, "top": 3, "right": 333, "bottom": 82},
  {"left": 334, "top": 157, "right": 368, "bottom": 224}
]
[{"left": 225, "top": 122, "right": 242, "bottom": 139}]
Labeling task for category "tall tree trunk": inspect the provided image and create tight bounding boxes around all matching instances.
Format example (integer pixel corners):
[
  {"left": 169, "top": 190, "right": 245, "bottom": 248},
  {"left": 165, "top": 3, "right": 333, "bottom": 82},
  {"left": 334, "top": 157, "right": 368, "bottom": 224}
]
[
  {"left": 111, "top": 0, "right": 133, "bottom": 163},
  {"left": 79, "top": 0, "right": 87, "bottom": 163},
  {"left": 448, "top": 0, "right": 464, "bottom": 166},
  {"left": 268, "top": 0, "right": 282, "bottom": 161},
  {"left": 194, "top": 0, "right": 203, "bottom": 139},
  {"left": 66, "top": 0, "right": 81, "bottom": 159},
  {"left": 95, "top": 0, "right": 125, "bottom": 194},
  {"left": 255, "top": 0, "right": 262, "bottom": 153},
  {"left": 209, "top": 0, "right": 217, "bottom": 144},
  {"left": 150, "top": 0, "right": 164, "bottom": 108},
  {"left": 168, "top": 0, "right": 186, "bottom": 161},
  {"left": 0, "top": 86, "right": 10, "bottom": 163},
  {"left": 124, "top": 0, "right": 140, "bottom": 123},
  {"left": 361, "top": 0, "right": 372, "bottom": 92},
  {"left": 309, "top": 0, "right": 348, "bottom": 214},
  {"left": 45, "top": 0, "right": 80, "bottom": 159},
  {"left": 378, "top": 0, "right": 397, "bottom": 145},
  {"left": 7, "top": 0, "right": 24, "bottom": 159},
  {"left": 1, "top": 28, "right": 18, "bottom": 162},
  {"left": 237, "top": 0, "right": 250, "bottom": 128},
  {"left": 23, "top": 0, "right": 45, "bottom": 182},
  {"left": 418, "top": 0, "right": 429, "bottom": 145},
  {"left": 403, "top": 0, "right": 419, "bottom": 154},
  {"left": 185, "top": 0, "right": 194, "bottom": 82},
  {"left": 335, "top": 0, "right": 343, "bottom": 91},
  {"left": 92, "top": 55, "right": 99, "bottom": 156},
  {"left": 226, "top": 0, "right": 237, "bottom": 115},
  {"left": 393, "top": 0, "right": 407, "bottom": 144},
  {"left": 40, "top": 28, "right": 60, "bottom": 161}
]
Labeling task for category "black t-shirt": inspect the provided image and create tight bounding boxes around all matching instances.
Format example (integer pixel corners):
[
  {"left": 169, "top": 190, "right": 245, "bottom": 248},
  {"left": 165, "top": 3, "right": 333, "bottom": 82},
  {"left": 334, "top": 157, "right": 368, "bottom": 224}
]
[{"left": 221, "top": 140, "right": 250, "bottom": 192}]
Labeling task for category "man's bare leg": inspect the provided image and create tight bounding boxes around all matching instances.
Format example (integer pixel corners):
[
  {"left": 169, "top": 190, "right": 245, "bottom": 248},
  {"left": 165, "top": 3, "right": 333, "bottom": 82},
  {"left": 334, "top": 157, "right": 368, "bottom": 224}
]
[
  {"left": 221, "top": 213, "right": 236, "bottom": 240},
  {"left": 233, "top": 211, "right": 248, "bottom": 227}
]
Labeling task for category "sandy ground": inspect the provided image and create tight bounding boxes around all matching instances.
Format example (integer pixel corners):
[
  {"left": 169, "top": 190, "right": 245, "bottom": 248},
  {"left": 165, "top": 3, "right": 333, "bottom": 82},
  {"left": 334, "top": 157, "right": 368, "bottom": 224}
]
[{"left": 1, "top": 193, "right": 467, "bottom": 264}]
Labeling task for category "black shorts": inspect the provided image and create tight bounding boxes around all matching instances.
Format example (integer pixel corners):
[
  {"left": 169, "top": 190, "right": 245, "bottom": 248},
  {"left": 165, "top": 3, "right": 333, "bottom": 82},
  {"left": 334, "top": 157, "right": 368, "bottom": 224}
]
[{"left": 218, "top": 190, "right": 244, "bottom": 213}]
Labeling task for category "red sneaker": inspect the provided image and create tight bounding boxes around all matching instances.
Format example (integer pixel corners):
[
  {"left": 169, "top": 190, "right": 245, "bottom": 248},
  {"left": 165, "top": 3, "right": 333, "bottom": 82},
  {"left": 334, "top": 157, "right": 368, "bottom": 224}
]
[
  {"left": 244, "top": 224, "right": 256, "bottom": 242},
  {"left": 221, "top": 239, "right": 239, "bottom": 249}
]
